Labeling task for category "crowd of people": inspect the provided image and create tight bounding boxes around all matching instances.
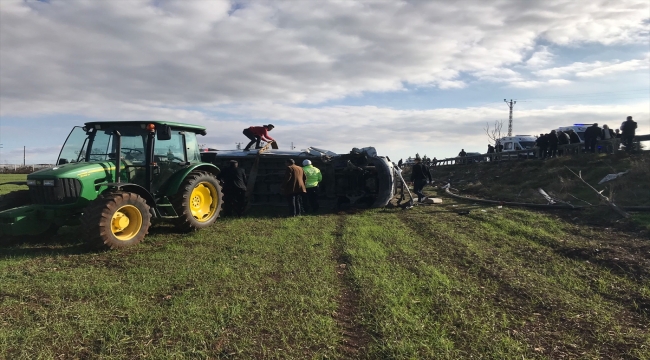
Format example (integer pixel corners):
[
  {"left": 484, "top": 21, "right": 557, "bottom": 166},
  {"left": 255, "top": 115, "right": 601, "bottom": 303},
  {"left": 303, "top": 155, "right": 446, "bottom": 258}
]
[
  {"left": 534, "top": 116, "right": 638, "bottom": 158},
  {"left": 533, "top": 128, "right": 582, "bottom": 158}
]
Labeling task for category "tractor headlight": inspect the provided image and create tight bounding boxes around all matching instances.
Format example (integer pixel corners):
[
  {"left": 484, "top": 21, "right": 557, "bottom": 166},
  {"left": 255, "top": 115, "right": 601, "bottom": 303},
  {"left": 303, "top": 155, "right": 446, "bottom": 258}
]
[
  {"left": 26, "top": 179, "right": 37, "bottom": 186},
  {"left": 43, "top": 180, "right": 55, "bottom": 186}
]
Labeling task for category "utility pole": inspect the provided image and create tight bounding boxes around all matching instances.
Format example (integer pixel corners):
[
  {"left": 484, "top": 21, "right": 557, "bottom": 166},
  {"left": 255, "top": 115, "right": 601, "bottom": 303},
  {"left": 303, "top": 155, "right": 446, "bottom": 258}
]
[
  {"left": 504, "top": 99, "right": 516, "bottom": 137},
  {"left": 23, "top": 146, "right": 26, "bottom": 166},
  {"left": 290, "top": 142, "right": 295, "bottom": 150}
]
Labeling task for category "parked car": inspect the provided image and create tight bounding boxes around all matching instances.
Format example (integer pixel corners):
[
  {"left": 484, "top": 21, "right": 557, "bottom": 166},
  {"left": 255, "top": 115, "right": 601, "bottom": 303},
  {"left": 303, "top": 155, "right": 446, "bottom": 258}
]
[{"left": 464, "top": 152, "right": 484, "bottom": 163}]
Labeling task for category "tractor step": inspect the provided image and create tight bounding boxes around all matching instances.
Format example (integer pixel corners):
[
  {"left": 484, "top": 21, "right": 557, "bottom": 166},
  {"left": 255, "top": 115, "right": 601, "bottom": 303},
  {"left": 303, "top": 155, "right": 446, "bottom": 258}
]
[{"left": 155, "top": 202, "right": 178, "bottom": 217}]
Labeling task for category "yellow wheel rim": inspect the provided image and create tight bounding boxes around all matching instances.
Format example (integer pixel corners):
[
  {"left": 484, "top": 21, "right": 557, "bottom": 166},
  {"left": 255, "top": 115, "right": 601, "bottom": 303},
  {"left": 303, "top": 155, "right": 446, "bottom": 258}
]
[
  {"left": 111, "top": 205, "right": 143, "bottom": 241},
  {"left": 190, "top": 181, "right": 218, "bottom": 222}
]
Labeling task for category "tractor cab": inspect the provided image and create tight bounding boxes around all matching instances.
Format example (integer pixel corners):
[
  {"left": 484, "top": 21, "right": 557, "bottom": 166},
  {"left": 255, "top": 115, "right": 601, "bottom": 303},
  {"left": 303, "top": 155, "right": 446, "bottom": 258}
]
[{"left": 57, "top": 121, "right": 205, "bottom": 193}]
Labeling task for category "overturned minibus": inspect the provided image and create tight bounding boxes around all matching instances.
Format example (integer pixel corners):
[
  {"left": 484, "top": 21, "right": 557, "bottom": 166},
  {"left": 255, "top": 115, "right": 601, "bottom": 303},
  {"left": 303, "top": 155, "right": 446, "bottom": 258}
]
[{"left": 200, "top": 146, "right": 396, "bottom": 209}]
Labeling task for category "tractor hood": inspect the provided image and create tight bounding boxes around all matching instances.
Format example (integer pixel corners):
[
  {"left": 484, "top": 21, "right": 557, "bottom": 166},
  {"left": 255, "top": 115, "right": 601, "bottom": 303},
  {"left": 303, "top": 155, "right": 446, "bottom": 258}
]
[{"left": 28, "top": 161, "right": 117, "bottom": 183}]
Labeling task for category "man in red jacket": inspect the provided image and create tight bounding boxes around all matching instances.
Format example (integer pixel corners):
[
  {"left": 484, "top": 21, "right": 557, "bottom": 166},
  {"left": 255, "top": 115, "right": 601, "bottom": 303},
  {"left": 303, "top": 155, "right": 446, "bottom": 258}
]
[{"left": 242, "top": 124, "right": 275, "bottom": 151}]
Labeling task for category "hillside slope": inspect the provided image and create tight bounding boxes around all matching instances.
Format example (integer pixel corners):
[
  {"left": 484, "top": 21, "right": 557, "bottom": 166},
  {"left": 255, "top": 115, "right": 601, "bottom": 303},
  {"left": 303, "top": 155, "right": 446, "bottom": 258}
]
[{"left": 430, "top": 152, "right": 650, "bottom": 208}]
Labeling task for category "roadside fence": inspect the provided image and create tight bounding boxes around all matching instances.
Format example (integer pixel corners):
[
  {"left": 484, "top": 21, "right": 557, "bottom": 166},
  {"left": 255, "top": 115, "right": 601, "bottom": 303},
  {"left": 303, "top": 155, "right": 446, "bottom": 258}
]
[
  {"left": 433, "top": 135, "right": 648, "bottom": 167},
  {"left": 0, "top": 164, "right": 54, "bottom": 174}
]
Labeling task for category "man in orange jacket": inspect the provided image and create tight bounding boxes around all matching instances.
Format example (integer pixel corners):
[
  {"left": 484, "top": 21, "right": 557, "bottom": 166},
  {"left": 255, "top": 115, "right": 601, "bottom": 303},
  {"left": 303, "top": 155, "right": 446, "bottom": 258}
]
[{"left": 243, "top": 124, "right": 275, "bottom": 151}]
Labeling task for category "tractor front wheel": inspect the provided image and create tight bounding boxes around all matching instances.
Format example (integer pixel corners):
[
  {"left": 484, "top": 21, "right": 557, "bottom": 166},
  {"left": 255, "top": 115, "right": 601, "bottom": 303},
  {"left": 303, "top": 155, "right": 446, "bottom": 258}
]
[
  {"left": 172, "top": 171, "right": 222, "bottom": 232},
  {"left": 81, "top": 192, "right": 151, "bottom": 249}
]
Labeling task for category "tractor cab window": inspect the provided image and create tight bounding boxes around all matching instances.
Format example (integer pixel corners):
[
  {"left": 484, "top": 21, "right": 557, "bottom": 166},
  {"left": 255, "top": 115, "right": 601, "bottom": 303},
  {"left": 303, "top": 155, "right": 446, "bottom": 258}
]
[
  {"left": 184, "top": 132, "right": 201, "bottom": 162},
  {"left": 154, "top": 131, "right": 186, "bottom": 163},
  {"left": 58, "top": 126, "right": 88, "bottom": 165},
  {"left": 503, "top": 142, "right": 513, "bottom": 151},
  {"left": 89, "top": 129, "right": 147, "bottom": 163},
  {"left": 118, "top": 136, "right": 147, "bottom": 163},
  {"left": 514, "top": 143, "right": 523, "bottom": 150}
]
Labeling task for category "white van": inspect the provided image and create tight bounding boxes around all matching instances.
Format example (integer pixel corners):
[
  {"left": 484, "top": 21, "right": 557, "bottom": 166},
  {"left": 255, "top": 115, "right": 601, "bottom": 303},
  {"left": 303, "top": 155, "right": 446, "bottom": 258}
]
[
  {"left": 497, "top": 135, "right": 537, "bottom": 152},
  {"left": 556, "top": 125, "right": 590, "bottom": 143},
  {"left": 495, "top": 135, "right": 537, "bottom": 159}
]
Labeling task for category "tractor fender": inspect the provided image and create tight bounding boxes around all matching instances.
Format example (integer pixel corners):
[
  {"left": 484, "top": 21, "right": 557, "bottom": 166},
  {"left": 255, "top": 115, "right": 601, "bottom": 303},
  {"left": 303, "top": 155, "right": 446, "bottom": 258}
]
[
  {"left": 161, "top": 163, "right": 221, "bottom": 197},
  {"left": 101, "top": 183, "right": 156, "bottom": 208}
]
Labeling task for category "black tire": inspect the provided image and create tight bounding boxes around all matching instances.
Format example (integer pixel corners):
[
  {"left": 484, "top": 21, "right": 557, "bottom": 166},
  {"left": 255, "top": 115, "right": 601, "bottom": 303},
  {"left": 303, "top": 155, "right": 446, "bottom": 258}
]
[
  {"left": 171, "top": 171, "right": 223, "bottom": 232},
  {"left": 0, "top": 190, "right": 31, "bottom": 211},
  {"left": 80, "top": 192, "right": 151, "bottom": 249}
]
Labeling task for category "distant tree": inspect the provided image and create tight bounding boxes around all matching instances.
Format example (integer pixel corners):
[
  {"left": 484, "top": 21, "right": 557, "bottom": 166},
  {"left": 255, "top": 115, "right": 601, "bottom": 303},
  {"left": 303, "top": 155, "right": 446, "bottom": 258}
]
[{"left": 484, "top": 120, "right": 504, "bottom": 145}]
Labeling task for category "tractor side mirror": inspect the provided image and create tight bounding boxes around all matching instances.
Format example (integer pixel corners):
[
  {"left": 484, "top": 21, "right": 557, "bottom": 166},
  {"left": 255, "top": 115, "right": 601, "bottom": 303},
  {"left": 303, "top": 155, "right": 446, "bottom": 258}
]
[{"left": 157, "top": 125, "right": 172, "bottom": 141}]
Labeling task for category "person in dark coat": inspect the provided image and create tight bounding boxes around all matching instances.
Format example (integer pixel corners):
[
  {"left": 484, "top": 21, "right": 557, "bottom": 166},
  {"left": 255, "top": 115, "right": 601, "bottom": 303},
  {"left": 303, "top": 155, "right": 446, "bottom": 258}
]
[
  {"left": 557, "top": 131, "right": 569, "bottom": 155},
  {"left": 410, "top": 157, "right": 432, "bottom": 203},
  {"left": 584, "top": 123, "right": 601, "bottom": 153},
  {"left": 495, "top": 140, "right": 503, "bottom": 153},
  {"left": 620, "top": 116, "right": 637, "bottom": 152},
  {"left": 398, "top": 159, "right": 403, "bottom": 168},
  {"left": 558, "top": 131, "right": 570, "bottom": 145},
  {"left": 218, "top": 160, "right": 248, "bottom": 216},
  {"left": 487, "top": 144, "right": 495, "bottom": 161},
  {"left": 281, "top": 159, "right": 307, "bottom": 216},
  {"left": 547, "top": 130, "right": 559, "bottom": 158},
  {"left": 535, "top": 134, "right": 548, "bottom": 158},
  {"left": 568, "top": 130, "right": 581, "bottom": 144},
  {"left": 458, "top": 149, "right": 467, "bottom": 164}
]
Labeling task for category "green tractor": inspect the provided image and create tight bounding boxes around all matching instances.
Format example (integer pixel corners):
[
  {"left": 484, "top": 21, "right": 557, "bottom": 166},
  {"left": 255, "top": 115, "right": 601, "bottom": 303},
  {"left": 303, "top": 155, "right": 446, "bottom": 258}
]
[{"left": 0, "top": 121, "right": 223, "bottom": 249}]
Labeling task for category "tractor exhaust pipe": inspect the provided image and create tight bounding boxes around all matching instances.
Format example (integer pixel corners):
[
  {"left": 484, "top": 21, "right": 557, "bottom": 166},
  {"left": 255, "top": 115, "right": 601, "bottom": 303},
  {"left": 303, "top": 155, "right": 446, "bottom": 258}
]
[{"left": 114, "top": 130, "right": 121, "bottom": 183}]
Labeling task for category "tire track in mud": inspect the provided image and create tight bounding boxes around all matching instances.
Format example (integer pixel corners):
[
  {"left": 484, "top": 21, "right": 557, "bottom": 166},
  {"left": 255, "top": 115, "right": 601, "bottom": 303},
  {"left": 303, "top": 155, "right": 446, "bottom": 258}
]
[{"left": 332, "top": 215, "right": 371, "bottom": 359}]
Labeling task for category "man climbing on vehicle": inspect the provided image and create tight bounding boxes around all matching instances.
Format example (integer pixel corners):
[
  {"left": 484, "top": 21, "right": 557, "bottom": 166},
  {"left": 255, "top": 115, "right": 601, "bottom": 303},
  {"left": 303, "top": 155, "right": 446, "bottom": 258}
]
[{"left": 242, "top": 124, "right": 275, "bottom": 151}]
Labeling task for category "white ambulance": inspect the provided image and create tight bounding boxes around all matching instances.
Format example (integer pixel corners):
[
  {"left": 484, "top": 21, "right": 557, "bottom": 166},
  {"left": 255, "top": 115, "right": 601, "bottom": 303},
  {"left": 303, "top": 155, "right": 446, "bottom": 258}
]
[
  {"left": 555, "top": 124, "right": 590, "bottom": 143},
  {"left": 497, "top": 135, "right": 537, "bottom": 152}
]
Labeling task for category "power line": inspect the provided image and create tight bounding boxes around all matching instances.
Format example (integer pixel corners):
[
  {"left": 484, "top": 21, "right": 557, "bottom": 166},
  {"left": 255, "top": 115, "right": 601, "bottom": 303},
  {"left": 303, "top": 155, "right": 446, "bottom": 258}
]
[{"left": 516, "top": 89, "right": 649, "bottom": 101}]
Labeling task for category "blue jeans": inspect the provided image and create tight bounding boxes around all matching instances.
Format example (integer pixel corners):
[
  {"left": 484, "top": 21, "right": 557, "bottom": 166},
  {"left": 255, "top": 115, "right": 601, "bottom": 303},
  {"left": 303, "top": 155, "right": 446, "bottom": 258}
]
[{"left": 286, "top": 193, "right": 304, "bottom": 216}]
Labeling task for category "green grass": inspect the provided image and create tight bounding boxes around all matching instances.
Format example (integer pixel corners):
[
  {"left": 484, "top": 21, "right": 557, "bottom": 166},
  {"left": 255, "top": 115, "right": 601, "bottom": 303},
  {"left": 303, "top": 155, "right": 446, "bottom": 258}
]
[
  {"left": 0, "top": 174, "right": 27, "bottom": 195},
  {"left": 1, "top": 173, "right": 648, "bottom": 359}
]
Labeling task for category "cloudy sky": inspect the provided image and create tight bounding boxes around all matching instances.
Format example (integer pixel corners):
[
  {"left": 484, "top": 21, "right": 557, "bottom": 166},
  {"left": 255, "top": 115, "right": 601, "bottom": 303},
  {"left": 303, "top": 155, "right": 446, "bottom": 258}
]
[{"left": 0, "top": 0, "right": 648, "bottom": 164}]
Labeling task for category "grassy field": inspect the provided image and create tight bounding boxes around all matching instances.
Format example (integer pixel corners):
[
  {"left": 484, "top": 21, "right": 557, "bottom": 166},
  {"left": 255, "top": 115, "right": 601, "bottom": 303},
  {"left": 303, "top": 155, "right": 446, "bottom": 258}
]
[
  {"left": 0, "top": 174, "right": 27, "bottom": 195},
  {"left": 1, "top": 174, "right": 649, "bottom": 359}
]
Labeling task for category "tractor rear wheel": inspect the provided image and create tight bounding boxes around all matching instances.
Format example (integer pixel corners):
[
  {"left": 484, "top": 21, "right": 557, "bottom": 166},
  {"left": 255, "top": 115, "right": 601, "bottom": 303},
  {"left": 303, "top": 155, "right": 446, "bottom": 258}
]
[
  {"left": 172, "top": 171, "right": 222, "bottom": 232},
  {"left": 81, "top": 192, "right": 151, "bottom": 249}
]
